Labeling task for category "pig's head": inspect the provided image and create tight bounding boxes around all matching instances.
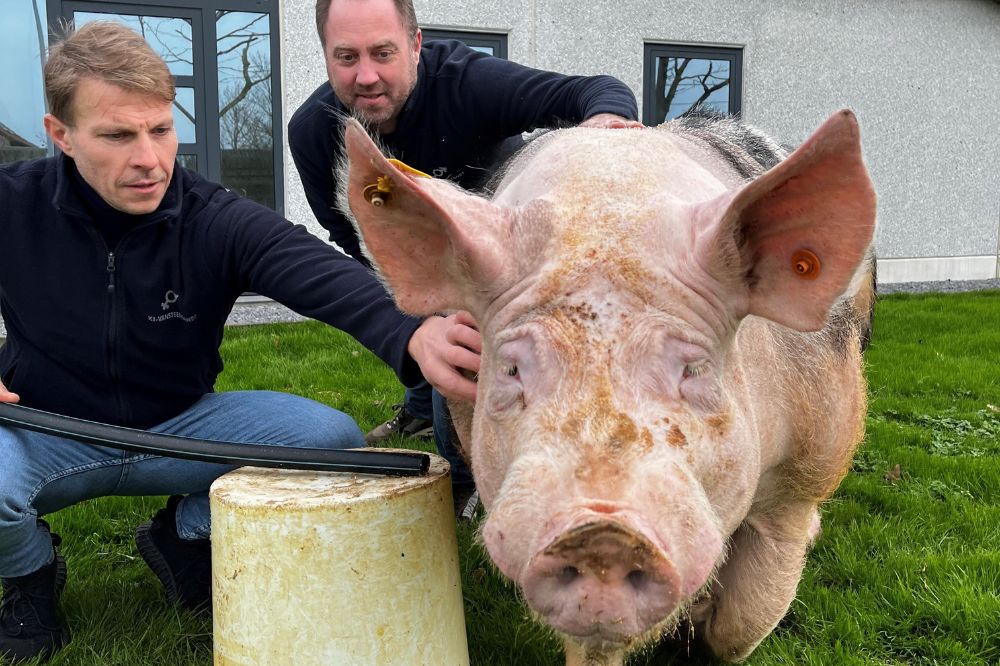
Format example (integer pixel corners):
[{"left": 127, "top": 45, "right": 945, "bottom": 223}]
[{"left": 340, "top": 110, "right": 875, "bottom": 654}]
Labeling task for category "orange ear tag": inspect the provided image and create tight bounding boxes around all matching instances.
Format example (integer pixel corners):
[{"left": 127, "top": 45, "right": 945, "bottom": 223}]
[
  {"left": 363, "top": 159, "right": 432, "bottom": 207},
  {"left": 791, "top": 250, "right": 821, "bottom": 280}
]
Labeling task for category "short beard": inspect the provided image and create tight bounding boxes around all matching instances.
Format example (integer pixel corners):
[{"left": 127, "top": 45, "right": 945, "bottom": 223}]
[{"left": 351, "top": 102, "right": 397, "bottom": 128}]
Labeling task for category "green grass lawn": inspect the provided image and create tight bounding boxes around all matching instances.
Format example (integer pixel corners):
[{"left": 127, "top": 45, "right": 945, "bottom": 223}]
[{"left": 29, "top": 290, "right": 1000, "bottom": 665}]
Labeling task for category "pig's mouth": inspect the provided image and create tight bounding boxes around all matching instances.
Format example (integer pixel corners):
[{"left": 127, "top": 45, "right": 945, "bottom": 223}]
[{"left": 518, "top": 518, "right": 684, "bottom": 643}]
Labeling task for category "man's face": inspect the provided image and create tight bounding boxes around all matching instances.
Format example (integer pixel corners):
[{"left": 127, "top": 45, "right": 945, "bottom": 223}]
[
  {"left": 44, "top": 77, "right": 176, "bottom": 215},
  {"left": 323, "top": 0, "right": 421, "bottom": 134}
]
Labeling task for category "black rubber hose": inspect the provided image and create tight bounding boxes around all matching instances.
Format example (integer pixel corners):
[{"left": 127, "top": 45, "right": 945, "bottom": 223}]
[{"left": 0, "top": 402, "right": 429, "bottom": 476}]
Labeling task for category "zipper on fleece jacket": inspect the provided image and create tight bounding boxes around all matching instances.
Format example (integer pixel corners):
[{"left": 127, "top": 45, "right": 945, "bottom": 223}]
[{"left": 105, "top": 251, "right": 127, "bottom": 423}]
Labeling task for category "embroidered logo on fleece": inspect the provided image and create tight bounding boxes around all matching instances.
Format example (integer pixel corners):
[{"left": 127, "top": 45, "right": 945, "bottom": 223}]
[{"left": 148, "top": 289, "right": 197, "bottom": 323}]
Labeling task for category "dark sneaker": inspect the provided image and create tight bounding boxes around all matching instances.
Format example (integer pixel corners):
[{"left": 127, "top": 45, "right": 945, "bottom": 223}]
[
  {"left": 365, "top": 403, "right": 433, "bottom": 444},
  {"left": 135, "top": 496, "right": 212, "bottom": 613},
  {"left": 0, "top": 523, "right": 70, "bottom": 663},
  {"left": 453, "top": 485, "right": 481, "bottom": 522}
]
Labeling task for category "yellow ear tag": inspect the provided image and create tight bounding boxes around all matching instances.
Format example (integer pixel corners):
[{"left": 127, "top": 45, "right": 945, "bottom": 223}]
[
  {"left": 363, "top": 159, "right": 432, "bottom": 207},
  {"left": 387, "top": 158, "right": 431, "bottom": 179}
]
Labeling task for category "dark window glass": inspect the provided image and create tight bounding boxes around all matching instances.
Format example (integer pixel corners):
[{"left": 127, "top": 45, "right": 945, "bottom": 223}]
[
  {"left": 74, "top": 11, "right": 193, "bottom": 75},
  {"left": 643, "top": 44, "right": 743, "bottom": 125},
  {"left": 217, "top": 11, "right": 274, "bottom": 209},
  {"left": 422, "top": 29, "right": 507, "bottom": 59},
  {"left": 0, "top": 0, "right": 49, "bottom": 165},
  {"left": 177, "top": 153, "right": 197, "bottom": 171},
  {"left": 174, "top": 87, "right": 197, "bottom": 143}
]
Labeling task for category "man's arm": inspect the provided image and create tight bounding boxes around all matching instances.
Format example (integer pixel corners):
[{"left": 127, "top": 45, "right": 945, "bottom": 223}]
[
  {"left": 451, "top": 51, "right": 640, "bottom": 135},
  {"left": 211, "top": 199, "right": 475, "bottom": 398},
  {"left": 287, "top": 89, "right": 370, "bottom": 264}
]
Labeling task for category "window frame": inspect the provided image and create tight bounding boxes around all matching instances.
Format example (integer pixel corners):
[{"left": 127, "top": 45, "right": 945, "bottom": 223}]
[
  {"left": 421, "top": 28, "right": 508, "bottom": 59},
  {"left": 48, "top": 0, "right": 285, "bottom": 213},
  {"left": 642, "top": 43, "right": 743, "bottom": 125}
]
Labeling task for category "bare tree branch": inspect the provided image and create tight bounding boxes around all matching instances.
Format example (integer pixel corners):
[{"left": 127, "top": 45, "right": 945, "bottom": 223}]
[{"left": 219, "top": 40, "right": 271, "bottom": 118}]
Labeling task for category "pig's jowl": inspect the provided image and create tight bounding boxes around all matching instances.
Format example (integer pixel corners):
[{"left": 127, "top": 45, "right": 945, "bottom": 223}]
[{"left": 340, "top": 109, "right": 876, "bottom": 665}]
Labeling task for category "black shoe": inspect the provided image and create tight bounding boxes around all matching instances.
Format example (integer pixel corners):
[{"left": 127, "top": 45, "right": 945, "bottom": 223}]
[
  {"left": 365, "top": 403, "right": 433, "bottom": 444},
  {"left": 0, "top": 523, "right": 70, "bottom": 663},
  {"left": 453, "top": 485, "right": 480, "bottom": 522},
  {"left": 135, "top": 496, "right": 212, "bottom": 613}
]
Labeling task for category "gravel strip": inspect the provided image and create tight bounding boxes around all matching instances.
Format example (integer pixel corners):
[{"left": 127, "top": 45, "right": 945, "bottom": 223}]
[
  {"left": 0, "top": 297, "right": 307, "bottom": 341},
  {"left": 2, "top": 280, "right": 998, "bottom": 341},
  {"left": 225, "top": 298, "right": 307, "bottom": 326},
  {"left": 876, "top": 278, "right": 1000, "bottom": 295}
]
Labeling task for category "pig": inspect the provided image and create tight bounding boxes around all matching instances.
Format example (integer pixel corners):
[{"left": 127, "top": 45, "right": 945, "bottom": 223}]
[{"left": 338, "top": 108, "right": 876, "bottom": 665}]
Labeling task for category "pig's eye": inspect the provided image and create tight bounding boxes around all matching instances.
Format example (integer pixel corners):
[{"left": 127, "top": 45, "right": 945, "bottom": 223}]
[
  {"left": 679, "top": 360, "right": 723, "bottom": 413},
  {"left": 489, "top": 359, "right": 525, "bottom": 417},
  {"left": 682, "top": 363, "right": 706, "bottom": 379}
]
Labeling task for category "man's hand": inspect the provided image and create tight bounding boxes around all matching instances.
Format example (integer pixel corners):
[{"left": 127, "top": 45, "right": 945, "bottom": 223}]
[
  {"left": 0, "top": 380, "right": 19, "bottom": 404},
  {"left": 579, "top": 113, "right": 644, "bottom": 129},
  {"left": 407, "top": 311, "right": 481, "bottom": 403}
]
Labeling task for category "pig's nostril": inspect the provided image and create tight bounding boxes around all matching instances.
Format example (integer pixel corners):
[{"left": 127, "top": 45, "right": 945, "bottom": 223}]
[
  {"left": 558, "top": 566, "right": 581, "bottom": 584},
  {"left": 626, "top": 569, "right": 648, "bottom": 590}
]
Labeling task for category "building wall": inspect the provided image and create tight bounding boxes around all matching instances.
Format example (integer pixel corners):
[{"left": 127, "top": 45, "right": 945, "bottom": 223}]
[{"left": 279, "top": 0, "right": 1000, "bottom": 283}]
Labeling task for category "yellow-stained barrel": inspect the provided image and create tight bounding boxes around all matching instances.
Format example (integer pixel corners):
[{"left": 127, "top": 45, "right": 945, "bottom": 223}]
[{"left": 210, "top": 453, "right": 469, "bottom": 666}]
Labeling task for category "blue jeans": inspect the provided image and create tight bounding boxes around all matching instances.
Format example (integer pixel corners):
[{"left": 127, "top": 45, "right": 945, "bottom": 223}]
[
  {"left": 408, "top": 381, "right": 472, "bottom": 488},
  {"left": 403, "top": 380, "right": 433, "bottom": 421},
  {"left": 0, "top": 391, "right": 363, "bottom": 577},
  {"left": 431, "top": 389, "right": 473, "bottom": 488}
]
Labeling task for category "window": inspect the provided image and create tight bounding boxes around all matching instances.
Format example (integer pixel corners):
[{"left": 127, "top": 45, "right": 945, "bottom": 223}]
[
  {"left": 422, "top": 29, "right": 507, "bottom": 59},
  {"left": 0, "top": 0, "right": 283, "bottom": 213},
  {"left": 643, "top": 44, "right": 743, "bottom": 125},
  {"left": 0, "top": 1, "right": 50, "bottom": 165}
]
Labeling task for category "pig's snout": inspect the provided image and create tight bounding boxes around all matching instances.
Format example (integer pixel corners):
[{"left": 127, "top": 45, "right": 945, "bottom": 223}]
[{"left": 521, "top": 520, "right": 681, "bottom": 641}]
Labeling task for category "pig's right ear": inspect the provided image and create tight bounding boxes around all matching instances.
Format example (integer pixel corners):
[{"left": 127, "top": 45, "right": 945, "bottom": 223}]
[
  {"left": 341, "top": 119, "right": 510, "bottom": 315},
  {"left": 695, "top": 109, "right": 876, "bottom": 332}
]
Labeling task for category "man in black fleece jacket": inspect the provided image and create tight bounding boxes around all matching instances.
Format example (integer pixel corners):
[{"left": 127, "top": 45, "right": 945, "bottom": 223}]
[
  {"left": 291, "top": 0, "right": 641, "bottom": 496},
  {"left": 0, "top": 21, "right": 477, "bottom": 663}
]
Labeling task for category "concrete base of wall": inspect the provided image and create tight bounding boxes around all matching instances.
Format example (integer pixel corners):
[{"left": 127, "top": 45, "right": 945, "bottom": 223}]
[{"left": 876, "top": 255, "right": 999, "bottom": 284}]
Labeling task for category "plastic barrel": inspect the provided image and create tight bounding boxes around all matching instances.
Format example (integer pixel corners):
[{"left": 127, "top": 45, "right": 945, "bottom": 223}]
[{"left": 210, "top": 452, "right": 469, "bottom": 665}]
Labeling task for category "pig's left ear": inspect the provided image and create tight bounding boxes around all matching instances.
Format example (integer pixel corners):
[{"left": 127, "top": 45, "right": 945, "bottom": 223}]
[
  {"left": 697, "top": 109, "right": 876, "bottom": 331},
  {"left": 341, "top": 119, "right": 510, "bottom": 315}
]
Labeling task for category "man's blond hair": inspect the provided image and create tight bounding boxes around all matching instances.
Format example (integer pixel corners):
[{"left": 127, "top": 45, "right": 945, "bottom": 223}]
[{"left": 45, "top": 21, "right": 175, "bottom": 125}]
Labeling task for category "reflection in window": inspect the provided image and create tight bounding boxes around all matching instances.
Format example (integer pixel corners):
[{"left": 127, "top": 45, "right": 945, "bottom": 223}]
[
  {"left": 74, "top": 12, "right": 193, "bottom": 77},
  {"left": 173, "top": 87, "right": 196, "bottom": 143},
  {"left": 422, "top": 29, "right": 507, "bottom": 59},
  {"left": 643, "top": 45, "right": 743, "bottom": 125},
  {"left": 0, "top": 0, "right": 49, "bottom": 164},
  {"left": 217, "top": 11, "right": 273, "bottom": 209},
  {"left": 176, "top": 154, "right": 198, "bottom": 171},
  {"left": 653, "top": 58, "right": 730, "bottom": 120}
]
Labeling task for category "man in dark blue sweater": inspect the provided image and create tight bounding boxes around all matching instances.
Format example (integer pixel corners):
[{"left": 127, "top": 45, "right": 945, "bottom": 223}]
[
  {"left": 290, "top": 0, "right": 641, "bottom": 506},
  {"left": 0, "top": 22, "right": 477, "bottom": 663}
]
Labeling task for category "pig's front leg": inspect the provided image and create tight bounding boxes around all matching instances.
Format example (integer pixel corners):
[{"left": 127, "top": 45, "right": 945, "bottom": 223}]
[{"left": 688, "top": 501, "right": 820, "bottom": 662}]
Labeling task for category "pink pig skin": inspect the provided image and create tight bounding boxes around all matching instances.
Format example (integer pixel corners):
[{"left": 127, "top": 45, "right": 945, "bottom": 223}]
[{"left": 341, "top": 110, "right": 876, "bottom": 665}]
